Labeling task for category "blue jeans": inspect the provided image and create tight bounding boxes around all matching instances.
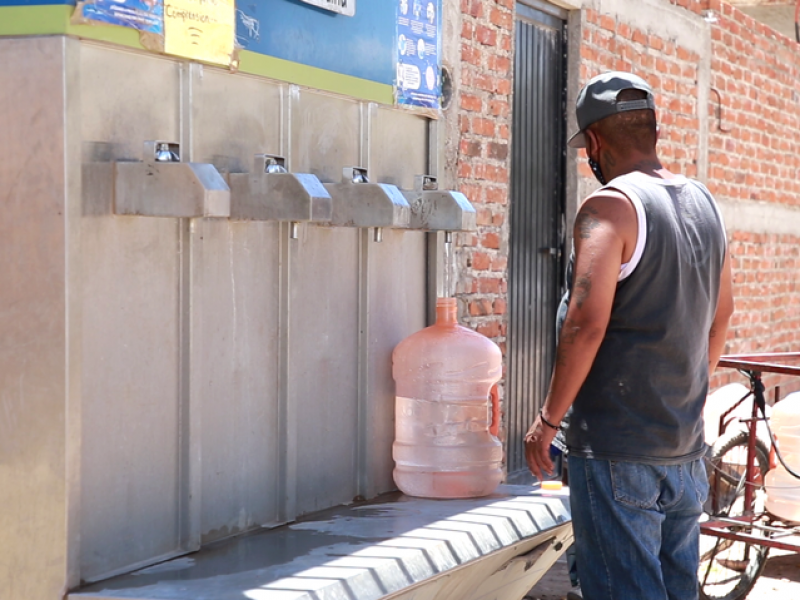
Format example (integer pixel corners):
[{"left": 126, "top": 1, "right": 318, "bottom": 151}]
[{"left": 568, "top": 456, "right": 709, "bottom": 600}]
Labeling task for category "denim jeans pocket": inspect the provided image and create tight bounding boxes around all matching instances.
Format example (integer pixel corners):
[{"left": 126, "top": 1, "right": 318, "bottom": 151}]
[
  {"left": 690, "top": 458, "right": 710, "bottom": 506},
  {"left": 610, "top": 461, "right": 664, "bottom": 509}
]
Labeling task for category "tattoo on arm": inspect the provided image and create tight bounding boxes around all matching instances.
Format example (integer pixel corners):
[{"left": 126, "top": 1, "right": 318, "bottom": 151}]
[
  {"left": 709, "top": 324, "right": 717, "bottom": 338},
  {"left": 575, "top": 206, "right": 600, "bottom": 240},
  {"left": 574, "top": 271, "right": 593, "bottom": 309},
  {"left": 556, "top": 316, "right": 579, "bottom": 367}
]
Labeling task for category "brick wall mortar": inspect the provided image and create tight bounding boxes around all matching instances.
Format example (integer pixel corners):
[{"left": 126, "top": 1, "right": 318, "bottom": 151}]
[
  {"left": 579, "top": 6, "right": 703, "bottom": 179},
  {"left": 573, "top": 1, "right": 800, "bottom": 399},
  {"left": 455, "top": 0, "right": 514, "bottom": 358},
  {"left": 451, "top": 0, "right": 800, "bottom": 420},
  {"left": 705, "top": 4, "right": 800, "bottom": 207},
  {"left": 675, "top": 1, "right": 800, "bottom": 397}
]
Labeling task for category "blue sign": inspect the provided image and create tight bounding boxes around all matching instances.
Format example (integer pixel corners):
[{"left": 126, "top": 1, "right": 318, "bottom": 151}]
[
  {"left": 395, "top": 0, "right": 440, "bottom": 109},
  {"left": 235, "top": 0, "right": 395, "bottom": 85},
  {"left": 298, "top": 0, "right": 354, "bottom": 17},
  {"left": 81, "top": 0, "right": 163, "bottom": 34}
]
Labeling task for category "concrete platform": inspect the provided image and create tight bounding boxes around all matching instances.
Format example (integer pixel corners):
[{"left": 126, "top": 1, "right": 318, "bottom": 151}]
[{"left": 70, "top": 485, "right": 573, "bottom": 600}]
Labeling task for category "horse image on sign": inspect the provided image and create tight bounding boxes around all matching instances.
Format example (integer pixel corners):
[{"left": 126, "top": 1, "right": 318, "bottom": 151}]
[{"left": 299, "top": 0, "right": 355, "bottom": 17}]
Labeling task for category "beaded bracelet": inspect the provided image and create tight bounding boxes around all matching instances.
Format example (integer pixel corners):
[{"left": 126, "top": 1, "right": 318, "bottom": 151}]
[{"left": 539, "top": 409, "right": 562, "bottom": 432}]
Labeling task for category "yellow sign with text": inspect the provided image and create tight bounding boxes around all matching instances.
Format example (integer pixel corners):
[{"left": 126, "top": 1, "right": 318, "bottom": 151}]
[{"left": 164, "top": 0, "right": 235, "bottom": 66}]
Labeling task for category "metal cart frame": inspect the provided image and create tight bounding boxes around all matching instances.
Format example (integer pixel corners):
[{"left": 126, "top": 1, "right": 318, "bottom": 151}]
[{"left": 699, "top": 352, "right": 800, "bottom": 600}]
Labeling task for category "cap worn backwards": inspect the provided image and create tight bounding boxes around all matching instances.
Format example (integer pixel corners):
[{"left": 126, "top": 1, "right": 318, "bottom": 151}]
[{"left": 568, "top": 71, "right": 656, "bottom": 149}]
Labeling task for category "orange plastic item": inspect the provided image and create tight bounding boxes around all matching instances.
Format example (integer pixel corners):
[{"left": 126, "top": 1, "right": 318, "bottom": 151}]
[
  {"left": 392, "top": 297, "right": 503, "bottom": 499},
  {"left": 541, "top": 481, "right": 563, "bottom": 491}
]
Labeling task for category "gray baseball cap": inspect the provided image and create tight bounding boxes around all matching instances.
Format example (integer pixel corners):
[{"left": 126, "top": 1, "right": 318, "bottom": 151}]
[{"left": 568, "top": 72, "right": 656, "bottom": 148}]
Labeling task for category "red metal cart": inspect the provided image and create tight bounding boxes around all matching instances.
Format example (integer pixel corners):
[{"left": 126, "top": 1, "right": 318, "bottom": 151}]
[{"left": 699, "top": 353, "right": 800, "bottom": 600}]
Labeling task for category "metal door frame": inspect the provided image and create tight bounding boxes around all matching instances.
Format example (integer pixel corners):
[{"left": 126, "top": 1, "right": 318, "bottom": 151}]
[{"left": 506, "top": 2, "right": 568, "bottom": 482}]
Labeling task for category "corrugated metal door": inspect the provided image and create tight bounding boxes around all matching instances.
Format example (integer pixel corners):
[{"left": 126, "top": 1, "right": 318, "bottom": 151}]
[{"left": 506, "top": 2, "right": 567, "bottom": 479}]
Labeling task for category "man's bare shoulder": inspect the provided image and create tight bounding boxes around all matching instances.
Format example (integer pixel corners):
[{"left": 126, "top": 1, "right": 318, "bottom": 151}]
[{"left": 575, "top": 189, "right": 638, "bottom": 252}]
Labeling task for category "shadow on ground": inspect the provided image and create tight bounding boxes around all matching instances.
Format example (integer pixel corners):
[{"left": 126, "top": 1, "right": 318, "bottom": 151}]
[{"left": 761, "top": 550, "right": 800, "bottom": 584}]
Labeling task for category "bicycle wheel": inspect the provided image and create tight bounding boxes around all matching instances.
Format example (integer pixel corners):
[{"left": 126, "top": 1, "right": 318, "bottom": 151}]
[{"left": 699, "top": 430, "right": 770, "bottom": 600}]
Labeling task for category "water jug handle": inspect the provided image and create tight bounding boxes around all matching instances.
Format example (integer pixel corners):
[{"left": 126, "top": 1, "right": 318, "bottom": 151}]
[{"left": 489, "top": 384, "right": 500, "bottom": 437}]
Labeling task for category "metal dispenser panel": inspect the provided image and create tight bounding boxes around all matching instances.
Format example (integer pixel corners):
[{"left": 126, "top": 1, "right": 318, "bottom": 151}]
[
  {"left": 404, "top": 175, "right": 478, "bottom": 232},
  {"left": 362, "top": 228, "right": 427, "bottom": 497},
  {"left": 114, "top": 141, "right": 231, "bottom": 218},
  {"left": 291, "top": 91, "right": 360, "bottom": 184},
  {"left": 229, "top": 154, "right": 332, "bottom": 222},
  {"left": 190, "top": 70, "right": 286, "bottom": 544},
  {"left": 192, "top": 67, "right": 282, "bottom": 175},
  {"left": 0, "top": 35, "right": 438, "bottom": 591},
  {"left": 0, "top": 37, "right": 76, "bottom": 600},
  {"left": 190, "top": 218, "right": 283, "bottom": 543},
  {"left": 80, "top": 218, "right": 184, "bottom": 580},
  {"left": 370, "top": 106, "right": 428, "bottom": 190},
  {"left": 325, "top": 167, "right": 410, "bottom": 229},
  {"left": 78, "top": 45, "right": 193, "bottom": 584},
  {"left": 290, "top": 225, "right": 360, "bottom": 516}
]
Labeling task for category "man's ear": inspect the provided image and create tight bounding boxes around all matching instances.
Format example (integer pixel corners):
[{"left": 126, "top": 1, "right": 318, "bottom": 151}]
[
  {"left": 585, "top": 128, "right": 600, "bottom": 157},
  {"left": 655, "top": 125, "right": 661, "bottom": 142}
]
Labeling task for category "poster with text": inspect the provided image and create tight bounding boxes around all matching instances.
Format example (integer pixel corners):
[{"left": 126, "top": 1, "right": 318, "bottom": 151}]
[
  {"left": 396, "top": 0, "right": 440, "bottom": 109},
  {"left": 80, "top": 0, "right": 164, "bottom": 34},
  {"left": 164, "top": 0, "right": 236, "bottom": 65}
]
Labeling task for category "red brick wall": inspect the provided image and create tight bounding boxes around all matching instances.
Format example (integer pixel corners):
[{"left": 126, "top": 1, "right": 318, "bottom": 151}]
[
  {"left": 578, "top": 6, "right": 702, "bottom": 180},
  {"left": 452, "top": 0, "right": 800, "bottom": 418},
  {"left": 706, "top": 1, "right": 800, "bottom": 206},
  {"left": 574, "top": 1, "right": 800, "bottom": 398},
  {"left": 710, "top": 231, "right": 800, "bottom": 395},
  {"left": 455, "top": 0, "right": 514, "bottom": 356},
  {"left": 695, "top": 0, "right": 800, "bottom": 396}
]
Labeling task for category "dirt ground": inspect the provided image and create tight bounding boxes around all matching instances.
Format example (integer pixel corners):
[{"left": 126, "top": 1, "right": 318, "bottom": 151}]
[{"left": 526, "top": 546, "right": 800, "bottom": 600}]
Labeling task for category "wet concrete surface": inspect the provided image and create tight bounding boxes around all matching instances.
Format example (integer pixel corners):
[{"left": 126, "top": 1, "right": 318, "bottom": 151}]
[
  {"left": 525, "top": 547, "right": 800, "bottom": 600},
  {"left": 71, "top": 486, "right": 572, "bottom": 600}
]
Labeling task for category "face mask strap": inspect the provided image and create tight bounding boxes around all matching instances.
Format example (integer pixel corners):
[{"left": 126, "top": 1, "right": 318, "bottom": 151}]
[{"left": 588, "top": 157, "right": 607, "bottom": 185}]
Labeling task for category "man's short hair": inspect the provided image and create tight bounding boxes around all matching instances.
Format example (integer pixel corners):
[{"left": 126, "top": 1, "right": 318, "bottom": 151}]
[{"left": 588, "top": 89, "right": 657, "bottom": 155}]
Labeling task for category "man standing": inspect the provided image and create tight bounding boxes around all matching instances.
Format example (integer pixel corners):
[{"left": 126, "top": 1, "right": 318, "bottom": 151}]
[{"left": 525, "top": 72, "right": 734, "bottom": 600}]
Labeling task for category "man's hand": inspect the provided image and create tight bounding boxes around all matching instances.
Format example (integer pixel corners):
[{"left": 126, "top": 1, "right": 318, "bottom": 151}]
[{"left": 524, "top": 414, "right": 558, "bottom": 482}]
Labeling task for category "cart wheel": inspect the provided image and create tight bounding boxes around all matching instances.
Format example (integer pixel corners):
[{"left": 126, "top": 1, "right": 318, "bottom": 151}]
[{"left": 699, "top": 430, "right": 771, "bottom": 600}]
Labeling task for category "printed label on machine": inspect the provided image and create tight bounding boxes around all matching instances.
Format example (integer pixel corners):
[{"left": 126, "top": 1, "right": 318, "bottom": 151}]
[{"left": 299, "top": 0, "right": 356, "bottom": 17}]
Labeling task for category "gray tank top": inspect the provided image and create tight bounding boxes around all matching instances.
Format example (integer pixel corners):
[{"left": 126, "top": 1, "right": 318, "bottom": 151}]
[{"left": 565, "top": 171, "right": 726, "bottom": 464}]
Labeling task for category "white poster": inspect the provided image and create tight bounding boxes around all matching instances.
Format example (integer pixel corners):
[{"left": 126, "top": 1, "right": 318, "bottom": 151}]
[
  {"left": 299, "top": 0, "right": 355, "bottom": 17},
  {"left": 396, "top": 0, "right": 441, "bottom": 109}
]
